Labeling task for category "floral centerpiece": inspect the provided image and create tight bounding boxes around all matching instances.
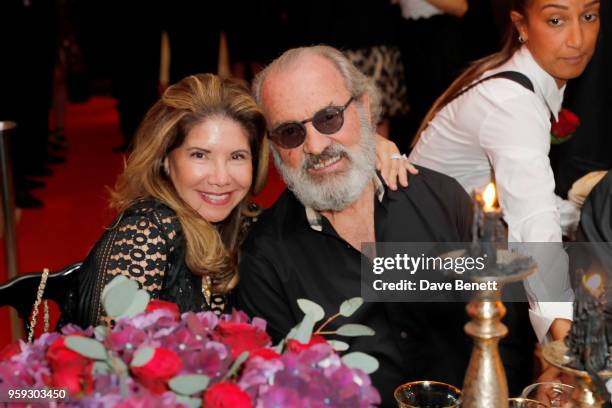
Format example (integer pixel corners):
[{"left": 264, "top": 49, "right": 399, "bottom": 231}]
[{"left": 0, "top": 276, "right": 381, "bottom": 407}]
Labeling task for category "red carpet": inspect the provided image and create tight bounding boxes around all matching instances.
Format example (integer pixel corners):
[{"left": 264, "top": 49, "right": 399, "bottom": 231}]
[{"left": 0, "top": 96, "right": 285, "bottom": 348}]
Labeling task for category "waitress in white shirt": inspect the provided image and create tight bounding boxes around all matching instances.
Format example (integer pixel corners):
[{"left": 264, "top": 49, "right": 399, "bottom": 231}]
[{"left": 409, "top": 0, "right": 600, "bottom": 345}]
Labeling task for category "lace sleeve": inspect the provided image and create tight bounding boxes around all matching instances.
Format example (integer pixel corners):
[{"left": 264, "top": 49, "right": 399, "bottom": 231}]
[{"left": 105, "top": 210, "right": 179, "bottom": 295}]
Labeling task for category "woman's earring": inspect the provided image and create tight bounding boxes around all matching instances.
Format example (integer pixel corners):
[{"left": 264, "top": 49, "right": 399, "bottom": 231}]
[{"left": 518, "top": 35, "right": 526, "bottom": 44}]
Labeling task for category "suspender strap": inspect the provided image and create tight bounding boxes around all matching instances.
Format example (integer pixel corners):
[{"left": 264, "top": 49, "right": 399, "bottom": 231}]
[{"left": 449, "top": 70, "right": 534, "bottom": 104}]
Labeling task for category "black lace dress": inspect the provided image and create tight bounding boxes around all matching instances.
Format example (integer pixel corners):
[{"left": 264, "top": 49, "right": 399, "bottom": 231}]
[{"left": 61, "top": 199, "right": 233, "bottom": 328}]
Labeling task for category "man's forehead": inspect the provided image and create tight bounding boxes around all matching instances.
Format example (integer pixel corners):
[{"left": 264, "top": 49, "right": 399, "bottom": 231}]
[{"left": 261, "top": 54, "right": 350, "bottom": 123}]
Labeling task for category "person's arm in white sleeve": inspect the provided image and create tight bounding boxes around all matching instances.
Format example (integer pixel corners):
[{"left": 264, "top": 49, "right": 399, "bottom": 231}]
[
  {"left": 555, "top": 195, "right": 580, "bottom": 239},
  {"left": 426, "top": 0, "right": 468, "bottom": 17},
  {"left": 479, "top": 93, "right": 573, "bottom": 342}
]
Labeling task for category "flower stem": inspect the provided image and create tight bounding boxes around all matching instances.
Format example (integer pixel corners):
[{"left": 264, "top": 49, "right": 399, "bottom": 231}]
[{"left": 315, "top": 313, "right": 341, "bottom": 335}]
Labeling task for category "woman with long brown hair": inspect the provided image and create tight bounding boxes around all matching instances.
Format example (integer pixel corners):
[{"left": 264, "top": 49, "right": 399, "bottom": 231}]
[
  {"left": 61, "top": 74, "right": 269, "bottom": 327},
  {"left": 409, "top": 0, "right": 600, "bottom": 343}
]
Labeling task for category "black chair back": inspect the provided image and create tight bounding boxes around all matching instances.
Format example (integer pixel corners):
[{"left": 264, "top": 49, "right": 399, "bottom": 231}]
[{"left": 0, "top": 263, "right": 81, "bottom": 324}]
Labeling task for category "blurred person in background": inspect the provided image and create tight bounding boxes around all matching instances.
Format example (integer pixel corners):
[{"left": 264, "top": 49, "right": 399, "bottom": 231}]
[
  {"left": 276, "top": 1, "right": 410, "bottom": 144},
  {"left": 0, "top": 0, "right": 63, "bottom": 208},
  {"left": 395, "top": 0, "right": 470, "bottom": 140}
]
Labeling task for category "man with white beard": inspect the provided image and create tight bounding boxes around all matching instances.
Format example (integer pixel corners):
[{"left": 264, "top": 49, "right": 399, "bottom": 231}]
[{"left": 236, "top": 45, "right": 534, "bottom": 406}]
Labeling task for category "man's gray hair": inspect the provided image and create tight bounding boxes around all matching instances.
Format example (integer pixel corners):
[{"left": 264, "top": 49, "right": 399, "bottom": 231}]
[{"left": 253, "top": 45, "right": 382, "bottom": 126}]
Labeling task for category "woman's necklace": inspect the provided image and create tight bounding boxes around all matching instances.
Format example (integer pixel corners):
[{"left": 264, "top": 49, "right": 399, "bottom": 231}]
[{"left": 202, "top": 276, "right": 212, "bottom": 306}]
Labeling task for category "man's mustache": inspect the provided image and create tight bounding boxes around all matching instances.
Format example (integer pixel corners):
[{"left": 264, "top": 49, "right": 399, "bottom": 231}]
[{"left": 302, "top": 145, "right": 349, "bottom": 171}]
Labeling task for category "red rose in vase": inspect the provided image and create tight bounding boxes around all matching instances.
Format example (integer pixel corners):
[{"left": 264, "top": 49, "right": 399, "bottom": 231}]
[
  {"left": 287, "top": 335, "right": 328, "bottom": 353},
  {"left": 215, "top": 321, "right": 271, "bottom": 359},
  {"left": 145, "top": 299, "right": 180, "bottom": 320},
  {"left": 203, "top": 382, "right": 253, "bottom": 408},
  {"left": 131, "top": 347, "right": 183, "bottom": 393},
  {"left": 50, "top": 366, "right": 94, "bottom": 395},
  {"left": 47, "top": 336, "right": 90, "bottom": 371},
  {"left": 551, "top": 108, "right": 580, "bottom": 144},
  {"left": 247, "top": 348, "right": 281, "bottom": 362},
  {"left": 0, "top": 342, "right": 21, "bottom": 361},
  {"left": 46, "top": 336, "right": 94, "bottom": 395}
]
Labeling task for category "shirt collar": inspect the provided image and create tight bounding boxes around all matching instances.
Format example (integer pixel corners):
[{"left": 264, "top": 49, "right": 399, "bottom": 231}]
[
  {"left": 305, "top": 174, "right": 385, "bottom": 232},
  {"left": 508, "top": 46, "right": 566, "bottom": 121}
]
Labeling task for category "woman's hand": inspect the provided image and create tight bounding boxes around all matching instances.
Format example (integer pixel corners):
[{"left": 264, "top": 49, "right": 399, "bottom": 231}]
[
  {"left": 375, "top": 134, "right": 419, "bottom": 190},
  {"left": 534, "top": 319, "right": 574, "bottom": 388},
  {"left": 549, "top": 319, "right": 571, "bottom": 341}
]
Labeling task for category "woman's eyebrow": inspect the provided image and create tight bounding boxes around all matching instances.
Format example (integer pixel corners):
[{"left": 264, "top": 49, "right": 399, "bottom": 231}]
[
  {"left": 541, "top": 0, "right": 600, "bottom": 11},
  {"left": 186, "top": 146, "right": 211, "bottom": 152},
  {"left": 541, "top": 3, "right": 568, "bottom": 11}
]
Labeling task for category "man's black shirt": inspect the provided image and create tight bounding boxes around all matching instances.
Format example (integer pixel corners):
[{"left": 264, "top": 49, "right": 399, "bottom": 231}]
[{"left": 237, "top": 167, "right": 533, "bottom": 406}]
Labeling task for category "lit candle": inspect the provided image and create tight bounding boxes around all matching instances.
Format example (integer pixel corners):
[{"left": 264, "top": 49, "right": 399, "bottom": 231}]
[
  {"left": 482, "top": 183, "right": 496, "bottom": 212},
  {"left": 473, "top": 182, "right": 503, "bottom": 268},
  {"left": 584, "top": 272, "right": 604, "bottom": 298}
]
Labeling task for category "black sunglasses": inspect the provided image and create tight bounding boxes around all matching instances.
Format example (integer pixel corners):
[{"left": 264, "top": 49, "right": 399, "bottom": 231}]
[{"left": 268, "top": 97, "right": 354, "bottom": 149}]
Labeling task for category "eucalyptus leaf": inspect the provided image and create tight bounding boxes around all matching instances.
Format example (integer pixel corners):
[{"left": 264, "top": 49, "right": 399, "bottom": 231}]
[
  {"left": 101, "top": 275, "right": 128, "bottom": 302},
  {"left": 327, "top": 340, "right": 349, "bottom": 352},
  {"left": 285, "top": 325, "right": 299, "bottom": 341},
  {"left": 224, "top": 351, "right": 249, "bottom": 380},
  {"left": 297, "top": 299, "right": 325, "bottom": 322},
  {"left": 131, "top": 346, "right": 155, "bottom": 367},
  {"left": 341, "top": 352, "right": 379, "bottom": 374},
  {"left": 103, "top": 278, "right": 139, "bottom": 317},
  {"left": 339, "top": 297, "right": 364, "bottom": 317},
  {"left": 117, "top": 290, "right": 150, "bottom": 319},
  {"left": 294, "top": 312, "right": 316, "bottom": 344},
  {"left": 94, "top": 325, "right": 109, "bottom": 341},
  {"left": 336, "top": 324, "right": 375, "bottom": 337},
  {"left": 169, "top": 375, "right": 210, "bottom": 396},
  {"left": 65, "top": 336, "right": 108, "bottom": 360},
  {"left": 119, "top": 371, "right": 129, "bottom": 397},
  {"left": 91, "top": 361, "right": 111, "bottom": 375},
  {"left": 176, "top": 395, "right": 202, "bottom": 408},
  {"left": 109, "top": 355, "right": 128, "bottom": 374}
]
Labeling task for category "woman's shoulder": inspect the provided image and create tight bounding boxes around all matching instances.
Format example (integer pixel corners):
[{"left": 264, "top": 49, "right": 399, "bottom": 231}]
[
  {"left": 475, "top": 69, "right": 537, "bottom": 106},
  {"left": 123, "top": 198, "right": 176, "bottom": 218},
  {"left": 114, "top": 198, "right": 181, "bottom": 241}
]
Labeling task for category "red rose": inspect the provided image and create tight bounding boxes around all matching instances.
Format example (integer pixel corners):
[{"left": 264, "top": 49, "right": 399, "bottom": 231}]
[
  {"left": 287, "top": 335, "right": 327, "bottom": 353},
  {"left": 46, "top": 336, "right": 94, "bottom": 395},
  {"left": 0, "top": 342, "right": 21, "bottom": 361},
  {"left": 47, "top": 336, "right": 91, "bottom": 372},
  {"left": 215, "top": 322, "right": 271, "bottom": 359},
  {"left": 203, "top": 382, "right": 253, "bottom": 408},
  {"left": 551, "top": 108, "right": 580, "bottom": 139},
  {"left": 145, "top": 300, "right": 180, "bottom": 319},
  {"left": 247, "top": 348, "right": 281, "bottom": 362},
  {"left": 131, "top": 348, "right": 183, "bottom": 393},
  {"left": 50, "top": 364, "right": 94, "bottom": 395}
]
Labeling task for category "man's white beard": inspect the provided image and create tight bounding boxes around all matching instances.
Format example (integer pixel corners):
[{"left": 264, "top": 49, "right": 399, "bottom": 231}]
[{"left": 272, "top": 109, "right": 376, "bottom": 212}]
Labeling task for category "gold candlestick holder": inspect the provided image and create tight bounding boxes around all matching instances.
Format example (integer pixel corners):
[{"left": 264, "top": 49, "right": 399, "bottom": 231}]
[
  {"left": 445, "top": 248, "right": 537, "bottom": 408},
  {"left": 542, "top": 339, "right": 611, "bottom": 407}
]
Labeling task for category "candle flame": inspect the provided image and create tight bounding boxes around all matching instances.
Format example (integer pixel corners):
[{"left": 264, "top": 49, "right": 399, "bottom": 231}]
[
  {"left": 583, "top": 272, "right": 604, "bottom": 298},
  {"left": 483, "top": 183, "right": 496, "bottom": 210}
]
